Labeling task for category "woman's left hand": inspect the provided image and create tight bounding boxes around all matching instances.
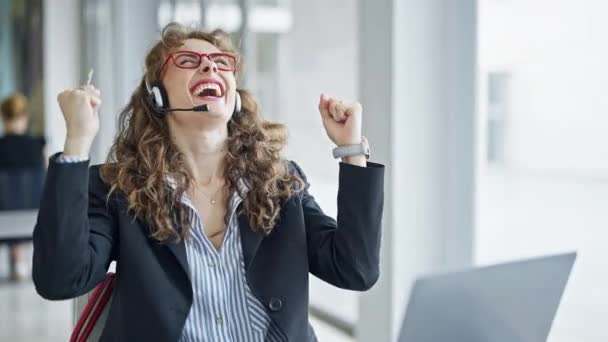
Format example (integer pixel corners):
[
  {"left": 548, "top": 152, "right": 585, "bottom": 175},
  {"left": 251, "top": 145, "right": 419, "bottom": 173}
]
[{"left": 318, "top": 94, "right": 362, "bottom": 146}]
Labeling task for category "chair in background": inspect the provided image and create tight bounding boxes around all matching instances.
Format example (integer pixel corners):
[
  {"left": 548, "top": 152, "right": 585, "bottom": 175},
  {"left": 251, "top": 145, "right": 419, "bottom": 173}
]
[{"left": 0, "top": 167, "right": 45, "bottom": 280}]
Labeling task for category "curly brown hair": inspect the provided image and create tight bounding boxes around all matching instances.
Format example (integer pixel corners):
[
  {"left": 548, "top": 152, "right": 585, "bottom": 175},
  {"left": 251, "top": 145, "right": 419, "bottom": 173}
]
[{"left": 100, "top": 22, "right": 304, "bottom": 242}]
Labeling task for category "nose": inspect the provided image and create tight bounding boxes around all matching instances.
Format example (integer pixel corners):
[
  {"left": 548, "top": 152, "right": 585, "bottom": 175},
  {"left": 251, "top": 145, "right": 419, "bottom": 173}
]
[{"left": 198, "top": 57, "right": 218, "bottom": 74}]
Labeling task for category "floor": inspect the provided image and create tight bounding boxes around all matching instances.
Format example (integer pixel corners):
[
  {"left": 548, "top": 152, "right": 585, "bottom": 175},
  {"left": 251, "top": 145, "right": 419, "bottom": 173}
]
[{"left": 0, "top": 280, "right": 72, "bottom": 341}]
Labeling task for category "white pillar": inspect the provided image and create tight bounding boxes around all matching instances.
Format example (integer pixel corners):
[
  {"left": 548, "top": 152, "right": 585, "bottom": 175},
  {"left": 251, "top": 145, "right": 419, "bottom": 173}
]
[
  {"left": 356, "top": 1, "right": 477, "bottom": 341},
  {"left": 43, "top": 0, "right": 86, "bottom": 323},
  {"left": 92, "top": 0, "right": 161, "bottom": 164},
  {"left": 42, "top": 0, "right": 81, "bottom": 154}
]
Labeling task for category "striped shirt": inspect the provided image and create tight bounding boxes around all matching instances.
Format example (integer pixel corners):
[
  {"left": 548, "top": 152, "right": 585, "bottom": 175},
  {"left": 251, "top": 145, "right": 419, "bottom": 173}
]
[{"left": 178, "top": 186, "right": 273, "bottom": 342}]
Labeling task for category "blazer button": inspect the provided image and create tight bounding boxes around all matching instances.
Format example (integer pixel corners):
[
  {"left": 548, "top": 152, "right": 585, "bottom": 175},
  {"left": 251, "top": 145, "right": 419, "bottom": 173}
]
[{"left": 269, "top": 297, "right": 283, "bottom": 312}]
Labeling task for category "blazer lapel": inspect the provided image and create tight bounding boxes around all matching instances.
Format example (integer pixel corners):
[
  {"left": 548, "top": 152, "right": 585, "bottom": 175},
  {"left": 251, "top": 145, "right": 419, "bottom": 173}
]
[
  {"left": 166, "top": 239, "right": 191, "bottom": 282},
  {"left": 164, "top": 204, "right": 191, "bottom": 282},
  {"left": 238, "top": 202, "right": 264, "bottom": 272},
  {"left": 138, "top": 214, "right": 191, "bottom": 283}
]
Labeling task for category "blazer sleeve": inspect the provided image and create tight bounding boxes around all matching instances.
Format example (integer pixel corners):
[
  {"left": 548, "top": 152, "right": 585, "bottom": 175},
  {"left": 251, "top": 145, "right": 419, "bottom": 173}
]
[
  {"left": 32, "top": 153, "right": 118, "bottom": 300},
  {"left": 290, "top": 160, "right": 385, "bottom": 291}
]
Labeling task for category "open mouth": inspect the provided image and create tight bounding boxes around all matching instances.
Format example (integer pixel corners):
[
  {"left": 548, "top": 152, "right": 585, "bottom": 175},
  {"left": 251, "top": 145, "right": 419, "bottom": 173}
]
[{"left": 190, "top": 81, "right": 224, "bottom": 99}]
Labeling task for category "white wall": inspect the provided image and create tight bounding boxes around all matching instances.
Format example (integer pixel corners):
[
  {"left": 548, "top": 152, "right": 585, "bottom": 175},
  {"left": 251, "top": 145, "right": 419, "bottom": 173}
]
[
  {"left": 478, "top": 1, "right": 608, "bottom": 341},
  {"left": 479, "top": 0, "right": 608, "bottom": 178},
  {"left": 476, "top": 170, "right": 608, "bottom": 342}
]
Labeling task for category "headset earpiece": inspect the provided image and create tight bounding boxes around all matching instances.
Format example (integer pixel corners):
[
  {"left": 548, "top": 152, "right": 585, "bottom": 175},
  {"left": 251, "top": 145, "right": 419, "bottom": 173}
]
[
  {"left": 148, "top": 80, "right": 169, "bottom": 112},
  {"left": 234, "top": 91, "right": 242, "bottom": 115}
]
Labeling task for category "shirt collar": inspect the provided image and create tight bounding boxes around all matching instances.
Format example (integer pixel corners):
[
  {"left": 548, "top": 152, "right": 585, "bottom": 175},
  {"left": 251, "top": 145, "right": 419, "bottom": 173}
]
[{"left": 165, "top": 174, "right": 250, "bottom": 204}]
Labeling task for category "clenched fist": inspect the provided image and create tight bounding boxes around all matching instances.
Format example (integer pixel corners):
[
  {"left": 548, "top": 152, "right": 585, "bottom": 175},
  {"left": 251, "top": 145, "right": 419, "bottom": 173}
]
[
  {"left": 318, "top": 93, "right": 362, "bottom": 147},
  {"left": 57, "top": 85, "right": 101, "bottom": 157}
]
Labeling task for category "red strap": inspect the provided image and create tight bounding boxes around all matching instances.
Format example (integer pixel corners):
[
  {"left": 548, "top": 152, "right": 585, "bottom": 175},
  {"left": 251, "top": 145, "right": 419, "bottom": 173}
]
[
  {"left": 70, "top": 272, "right": 115, "bottom": 342},
  {"left": 78, "top": 276, "right": 115, "bottom": 341}
]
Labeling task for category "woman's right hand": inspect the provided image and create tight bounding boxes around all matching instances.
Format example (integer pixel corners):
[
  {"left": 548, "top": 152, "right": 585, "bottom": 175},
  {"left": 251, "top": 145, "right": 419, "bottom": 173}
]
[{"left": 57, "top": 85, "right": 101, "bottom": 157}]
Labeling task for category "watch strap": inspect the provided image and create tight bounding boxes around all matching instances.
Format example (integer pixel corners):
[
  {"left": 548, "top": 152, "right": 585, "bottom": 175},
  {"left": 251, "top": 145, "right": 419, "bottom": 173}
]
[{"left": 332, "top": 137, "right": 370, "bottom": 159}]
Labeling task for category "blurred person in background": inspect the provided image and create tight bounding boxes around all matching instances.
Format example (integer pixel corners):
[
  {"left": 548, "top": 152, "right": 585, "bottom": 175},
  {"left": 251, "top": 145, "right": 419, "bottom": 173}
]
[
  {"left": 32, "top": 22, "right": 384, "bottom": 341},
  {"left": 0, "top": 93, "right": 46, "bottom": 281}
]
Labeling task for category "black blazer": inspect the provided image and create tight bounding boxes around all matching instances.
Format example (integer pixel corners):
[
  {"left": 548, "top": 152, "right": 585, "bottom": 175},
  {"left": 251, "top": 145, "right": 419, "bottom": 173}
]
[{"left": 32, "top": 153, "right": 385, "bottom": 341}]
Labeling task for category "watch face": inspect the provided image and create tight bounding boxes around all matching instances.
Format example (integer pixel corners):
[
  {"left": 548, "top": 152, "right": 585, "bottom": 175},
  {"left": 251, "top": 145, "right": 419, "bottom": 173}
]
[{"left": 362, "top": 138, "right": 371, "bottom": 157}]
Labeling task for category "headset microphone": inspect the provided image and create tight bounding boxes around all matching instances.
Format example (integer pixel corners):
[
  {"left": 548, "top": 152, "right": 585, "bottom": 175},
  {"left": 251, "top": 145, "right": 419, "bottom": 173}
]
[{"left": 155, "top": 104, "right": 209, "bottom": 113}]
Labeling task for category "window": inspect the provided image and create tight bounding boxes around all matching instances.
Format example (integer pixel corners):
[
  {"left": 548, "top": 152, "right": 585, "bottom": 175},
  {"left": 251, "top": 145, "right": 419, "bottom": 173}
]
[{"left": 486, "top": 72, "right": 509, "bottom": 164}]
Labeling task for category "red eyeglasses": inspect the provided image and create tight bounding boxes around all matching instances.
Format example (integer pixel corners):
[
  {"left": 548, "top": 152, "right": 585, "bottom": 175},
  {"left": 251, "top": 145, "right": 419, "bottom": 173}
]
[{"left": 158, "top": 50, "right": 238, "bottom": 77}]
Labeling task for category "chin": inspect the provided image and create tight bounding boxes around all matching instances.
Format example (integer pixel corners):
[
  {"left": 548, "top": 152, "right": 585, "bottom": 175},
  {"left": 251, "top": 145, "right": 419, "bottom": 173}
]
[
  {"left": 204, "top": 109, "right": 230, "bottom": 118},
  {"left": 170, "top": 110, "right": 230, "bottom": 129},
  {"left": 196, "top": 111, "right": 233, "bottom": 127}
]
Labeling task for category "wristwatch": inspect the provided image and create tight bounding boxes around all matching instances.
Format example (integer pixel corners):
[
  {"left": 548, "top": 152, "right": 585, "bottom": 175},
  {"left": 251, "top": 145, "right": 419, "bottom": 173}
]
[{"left": 332, "top": 136, "right": 370, "bottom": 159}]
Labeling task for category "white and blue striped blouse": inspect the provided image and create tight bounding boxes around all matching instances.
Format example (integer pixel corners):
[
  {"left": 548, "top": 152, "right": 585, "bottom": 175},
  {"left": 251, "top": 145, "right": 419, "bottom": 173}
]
[{"left": 178, "top": 185, "right": 275, "bottom": 342}]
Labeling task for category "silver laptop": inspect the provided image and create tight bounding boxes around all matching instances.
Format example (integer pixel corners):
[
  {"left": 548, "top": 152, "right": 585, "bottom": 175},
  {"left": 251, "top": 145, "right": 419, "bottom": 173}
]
[{"left": 398, "top": 252, "right": 576, "bottom": 342}]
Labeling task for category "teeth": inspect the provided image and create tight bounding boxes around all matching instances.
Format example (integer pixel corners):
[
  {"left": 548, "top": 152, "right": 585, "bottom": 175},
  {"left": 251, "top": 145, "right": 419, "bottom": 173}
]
[{"left": 192, "top": 82, "right": 222, "bottom": 97}]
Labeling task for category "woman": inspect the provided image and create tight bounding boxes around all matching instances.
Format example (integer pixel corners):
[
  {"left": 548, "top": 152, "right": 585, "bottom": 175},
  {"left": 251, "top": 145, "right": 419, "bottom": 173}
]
[
  {"left": 0, "top": 93, "right": 46, "bottom": 281},
  {"left": 33, "top": 23, "right": 384, "bottom": 341}
]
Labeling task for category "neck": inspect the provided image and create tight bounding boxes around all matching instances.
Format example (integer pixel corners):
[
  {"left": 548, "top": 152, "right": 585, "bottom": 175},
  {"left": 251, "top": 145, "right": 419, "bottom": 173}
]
[
  {"left": 3, "top": 121, "right": 27, "bottom": 135},
  {"left": 171, "top": 125, "right": 228, "bottom": 187}
]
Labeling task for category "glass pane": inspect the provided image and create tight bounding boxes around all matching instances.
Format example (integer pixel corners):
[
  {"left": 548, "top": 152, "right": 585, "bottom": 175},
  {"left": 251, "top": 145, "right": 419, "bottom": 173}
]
[
  {"left": 252, "top": 33, "right": 279, "bottom": 118},
  {"left": 0, "top": 0, "right": 45, "bottom": 136},
  {"left": 486, "top": 72, "right": 509, "bottom": 164},
  {"left": 488, "top": 72, "right": 508, "bottom": 106},
  {"left": 158, "top": 0, "right": 202, "bottom": 28},
  {"left": 252, "top": 0, "right": 290, "bottom": 6}
]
